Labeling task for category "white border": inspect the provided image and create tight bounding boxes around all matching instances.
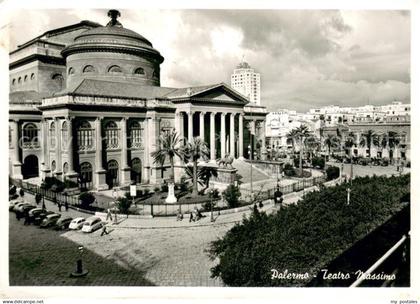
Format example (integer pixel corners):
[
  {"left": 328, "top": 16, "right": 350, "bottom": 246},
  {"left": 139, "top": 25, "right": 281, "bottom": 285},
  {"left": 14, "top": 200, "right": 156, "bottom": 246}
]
[{"left": 0, "top": 0, "right": 418, "bottom": 303}]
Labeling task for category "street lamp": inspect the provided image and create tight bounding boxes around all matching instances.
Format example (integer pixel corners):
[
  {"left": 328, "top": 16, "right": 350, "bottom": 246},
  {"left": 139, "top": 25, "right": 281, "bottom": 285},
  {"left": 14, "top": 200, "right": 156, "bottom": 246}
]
[
  {"left": 346, "top": 187, "right": 351, "bottom": 205},
  {"left": 210, "top": 184, "right": 215, "bottom": 222},
  {"left": 71, "top": 245, "right": 88, "bottom": 277}
]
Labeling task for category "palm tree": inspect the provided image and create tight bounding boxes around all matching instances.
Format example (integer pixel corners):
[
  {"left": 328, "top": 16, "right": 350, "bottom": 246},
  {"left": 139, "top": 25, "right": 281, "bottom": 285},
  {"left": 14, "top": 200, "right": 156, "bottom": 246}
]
[
  {"left": 359, "top": 129, "right": 377, "bottom": 158},
  {"left": 287, "top": 125, "right": 310, "bottom": 177},
  {"left": 344, "top": 132, "right": 356, "bottom": 182},
  {"left": 388, "top": 131, "right": 401, "bottom": 163},
  {"left": 323, "top": 134, "right": 335, "bottom": 159},
  {"left": 185, "top": 137, "right": 210, "bottom": 196},
  {"left": 151, "top": 130, "right": 186, "bottom": 183}
]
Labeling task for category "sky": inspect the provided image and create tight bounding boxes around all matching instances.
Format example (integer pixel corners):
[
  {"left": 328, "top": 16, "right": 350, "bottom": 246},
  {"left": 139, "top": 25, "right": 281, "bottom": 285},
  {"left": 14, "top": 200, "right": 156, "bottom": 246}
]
[{"left": 8, "top": 9, "right": 410, "bottom": 112}]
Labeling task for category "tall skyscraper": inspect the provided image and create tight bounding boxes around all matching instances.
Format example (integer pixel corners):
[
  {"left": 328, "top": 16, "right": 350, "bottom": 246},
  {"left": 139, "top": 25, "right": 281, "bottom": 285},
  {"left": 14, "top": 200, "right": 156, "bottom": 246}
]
[{"left": 231, "top": 61, "right": 261, "bottom": 105}]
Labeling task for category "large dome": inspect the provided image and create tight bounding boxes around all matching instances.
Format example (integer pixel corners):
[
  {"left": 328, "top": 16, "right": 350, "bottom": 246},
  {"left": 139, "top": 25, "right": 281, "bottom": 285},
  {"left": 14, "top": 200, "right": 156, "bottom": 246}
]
[{"left": 62, "top": 10, "right": 164, "bottom": 88}]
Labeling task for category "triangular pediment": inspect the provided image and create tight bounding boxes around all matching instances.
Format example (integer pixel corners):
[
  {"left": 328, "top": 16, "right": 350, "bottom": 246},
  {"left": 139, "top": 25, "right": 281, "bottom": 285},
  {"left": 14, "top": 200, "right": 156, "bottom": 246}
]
[{"left": 194, "top": 83, "right": 249, "bottom": 103}]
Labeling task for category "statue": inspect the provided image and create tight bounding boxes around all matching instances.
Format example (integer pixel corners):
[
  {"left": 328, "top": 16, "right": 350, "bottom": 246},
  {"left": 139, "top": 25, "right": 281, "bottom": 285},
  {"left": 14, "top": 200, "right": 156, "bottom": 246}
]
[
  {"left": 217, "top": 154, "right": 234, "bottom": 169},
  {"left": 107, "top": 10, "right": 123, "bottom": 27}
]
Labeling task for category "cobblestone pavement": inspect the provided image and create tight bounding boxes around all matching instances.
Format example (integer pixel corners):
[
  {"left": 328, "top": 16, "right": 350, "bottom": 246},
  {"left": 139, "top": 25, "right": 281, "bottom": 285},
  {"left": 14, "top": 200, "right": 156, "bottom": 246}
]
[{"left": 8, "top": 213, "right": 153, "bottom": 286}]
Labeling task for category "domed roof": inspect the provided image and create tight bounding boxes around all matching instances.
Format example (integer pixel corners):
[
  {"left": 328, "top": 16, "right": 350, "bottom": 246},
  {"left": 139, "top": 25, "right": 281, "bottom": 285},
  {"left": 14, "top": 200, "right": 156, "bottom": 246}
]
[{"left": 62, "top": 10, "right": 163, "bottom": 63}]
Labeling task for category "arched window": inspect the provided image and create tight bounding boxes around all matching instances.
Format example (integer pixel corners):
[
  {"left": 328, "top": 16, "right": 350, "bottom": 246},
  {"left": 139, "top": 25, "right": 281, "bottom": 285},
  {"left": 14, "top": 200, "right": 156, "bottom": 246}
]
[
  {"left": 83, "top": 65, "right": 95, "bottom": 73},
  {"left": 49, "top": 122, "right": 56, "bottom": 148},
  {"left": 105, "top": 121, "right": 119, "bottom": 149},
  {"left": 12, "top": 79, "right": 16, "bottom": 85},
  {"left": 80, "top": 162, "right": 93, "bottom": 189},
  {"left": 51, "top": 160, "right": 56, "bottom": 172},
  {"left": 77, "top": 120, "right": 94, "bottom": 151},
  {"left": 18, "top": 77, "right": 22, "bottom": 84},
  {"left": 134, "top": 67, "right": 145, "bottom": 75},
  {"left": 106, "top": 160, "right": 119, "bottom": 187},
  {"left": 61, "top": 121, "right": 68, "bottom": 150},
  {"left": 63, "top": 162, "right": 69, "bottom": 175},
  {"left": 52, "top": 74, "right": 64, "bottom": 90},
  {"left": 130, "top": 158, "right": 142, "bottom": 183},
  {"left": 108, "top": 65, "right": 122, "bottom": 73},
  {"left": 22, "top": 123, "right": 39, "bottom": 148},
  {"left": 129, "top": 121, "right": 143, "bottom": 148},
  {"left": 68, "top": 67, "right": 75, "bottom": 75},
  {"left": 30, "top": 73, "right": 35, "bottom": 80},
  {"left": 24, "top": 75, "right": 28, "bottom": 82}
]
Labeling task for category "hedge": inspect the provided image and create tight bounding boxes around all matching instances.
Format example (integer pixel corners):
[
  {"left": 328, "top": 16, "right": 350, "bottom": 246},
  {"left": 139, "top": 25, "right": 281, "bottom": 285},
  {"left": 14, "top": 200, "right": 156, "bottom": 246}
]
[{"left": 208, "top": 174, "right": 410, "bottom": 286}]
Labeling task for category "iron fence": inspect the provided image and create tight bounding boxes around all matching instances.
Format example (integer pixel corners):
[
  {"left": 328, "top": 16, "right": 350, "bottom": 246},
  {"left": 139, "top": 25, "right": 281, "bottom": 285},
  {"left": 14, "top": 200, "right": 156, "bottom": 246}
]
[{"left": 10, "top": 178, "right": 81, "bottom": 206}]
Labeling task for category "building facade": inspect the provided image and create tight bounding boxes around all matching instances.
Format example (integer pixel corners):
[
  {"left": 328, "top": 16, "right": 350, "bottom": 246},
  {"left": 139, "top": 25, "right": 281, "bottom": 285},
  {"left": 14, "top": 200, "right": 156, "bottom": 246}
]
[
  {"left": 230, "top": 61, "right": 261, "bottom": 105},
  {"left": 9, "top": 10, "right": 267, "bottom": 190}
]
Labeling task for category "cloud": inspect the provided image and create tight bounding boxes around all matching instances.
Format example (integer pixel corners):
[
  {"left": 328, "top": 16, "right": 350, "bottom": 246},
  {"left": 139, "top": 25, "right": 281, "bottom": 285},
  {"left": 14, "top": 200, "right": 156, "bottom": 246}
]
[{"left": 8, "top": 9, "right": 410, "bottom": 112}]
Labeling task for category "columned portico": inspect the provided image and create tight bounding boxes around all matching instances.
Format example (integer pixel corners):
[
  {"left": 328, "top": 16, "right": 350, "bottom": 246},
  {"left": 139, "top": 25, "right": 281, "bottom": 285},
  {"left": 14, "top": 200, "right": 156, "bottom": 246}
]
[
  {"left": 94, "top": 117, "right": 107, "bottom": 190},
  {"left": 199, "top": 112, "right": 205, "bottom": 140}
]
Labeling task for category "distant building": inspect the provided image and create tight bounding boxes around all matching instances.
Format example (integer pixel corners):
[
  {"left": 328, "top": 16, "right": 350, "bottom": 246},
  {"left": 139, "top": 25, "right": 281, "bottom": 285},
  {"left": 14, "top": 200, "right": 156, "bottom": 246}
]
[{"left": 230, "top": 61, "right": 261, "bottom": 105}]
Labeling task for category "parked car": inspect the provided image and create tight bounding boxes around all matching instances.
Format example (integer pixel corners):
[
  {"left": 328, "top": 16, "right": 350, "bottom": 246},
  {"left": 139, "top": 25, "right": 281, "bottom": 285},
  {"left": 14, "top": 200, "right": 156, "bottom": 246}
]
[
  {"left": 33, "top": 210, "right": 55, "bottom": 225},
  {"left": 69, "top": 217, "right": 86, "bottom": 230},
  {"left": 81, "top": 216, "right": 103, "bottom": 233},
  {"left": 9, "top": 198, "right": 23, "bottom": 211},
  {"left": 14, "top": 202, "right": 33, "bottom": 213},
  {"left": 40, "top": 214, "right": 61, "bottom": 228},
  {"left": 21, "top": 205, "right": 37, "bottom": 216},
  {"left": 54, "top": 216, "right": 74, "bottom": 230}
]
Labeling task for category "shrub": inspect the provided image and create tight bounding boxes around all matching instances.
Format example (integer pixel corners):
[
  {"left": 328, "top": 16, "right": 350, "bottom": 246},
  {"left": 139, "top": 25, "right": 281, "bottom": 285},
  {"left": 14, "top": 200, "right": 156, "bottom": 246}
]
[
  {"left": 64, "top": 179, "right": 78, "bottom": 188},
  {"left": 144, "top": 189, "right": 150, "bottom": 195},
  {"left": 116, "top": 196, "right": 132, "bottom": 215},
  {"left": 79, "top": 192, "right": 95, "bottom": 208},
  {"left": 326, "top": 166, "right": 340, "bottom": 181},
  {"left": 208, "top": 174, "right": 410, "bottom": 287},
  {"left": 153, "top": 186, "right": 160, "bottom": 193},
  {"left": 283, "top": 163, "right": 296, "bottom": 177},
  {"left": 311, "top": 156, "right": 325, "bottom": 169},
  {"left": 222, "top": 184, "right": 241, "bottom": 208},
  {"left": 161, "top": 184, "right": 169, "bottom": 192}
]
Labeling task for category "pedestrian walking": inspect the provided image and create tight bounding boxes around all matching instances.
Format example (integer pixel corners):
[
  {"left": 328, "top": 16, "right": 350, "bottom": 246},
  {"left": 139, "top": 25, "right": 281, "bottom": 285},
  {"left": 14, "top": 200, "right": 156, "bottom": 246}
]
[
  {"left": 101, "top": 224, "right": 109, "bottom": 236},
  {"left": 106, "top": 209, "right": 113, "bottom": 221},
  {"left": 189, "top": 213, "right": 193, "bottom": 222},
  {"left": 24, "top": 213, "right": 30, "bottom": 225},
  {"left": 64, "top": 201, "right": 69, "bottom": 211},
  {"left": 58, "top": 202, "right": 62, "bottom": 212}
]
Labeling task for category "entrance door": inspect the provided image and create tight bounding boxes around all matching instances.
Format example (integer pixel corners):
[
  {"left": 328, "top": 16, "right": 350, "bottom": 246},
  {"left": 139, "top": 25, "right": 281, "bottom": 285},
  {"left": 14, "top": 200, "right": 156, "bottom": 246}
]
[
  {"left": 22, "top": 155, "right": 39, "bottom": 179},
  {"left": 106, "top": 160, "right": 119, "bottom": 188},
  {"left": 79, "top": 162, "right": 93, "bottom": 190}
]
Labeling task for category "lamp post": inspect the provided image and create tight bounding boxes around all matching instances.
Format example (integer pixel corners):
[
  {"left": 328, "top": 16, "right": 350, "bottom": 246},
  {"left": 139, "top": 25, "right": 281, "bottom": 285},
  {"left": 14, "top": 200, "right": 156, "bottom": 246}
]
[
  {"left": 210, "top": 184, "right": 214, "bottom": 222},
  {"left": 112, "top": 189, "right": 118, "bottom": 224},
  {"left": 346, "top": 187, "right": 351, "bottom": 205},
  {"left": 71, "top": 245, "right": 88, "bottom": 277},
  {"left": 248, "top": 144, "right": 253, "bottom": 202}
]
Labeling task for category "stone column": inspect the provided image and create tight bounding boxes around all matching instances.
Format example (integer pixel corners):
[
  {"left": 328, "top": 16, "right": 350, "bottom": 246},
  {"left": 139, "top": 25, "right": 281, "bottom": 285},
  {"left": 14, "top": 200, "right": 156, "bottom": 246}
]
[
  {"left": 94, "top": 117, "right": 107, "bottom": 190},
  {"left": 40, "top": 119, "right": 50, "bottom": 180},
  {"left": 220, "top": 113, "right": 226, "bottom": 158},
  {"left": 174, "top": 112, "right": 184, "bottom": 183},
  {"left": 199, "top": 112, "right": 205, "bottom": 140},
  {"left": 55, "top": 118, "right": 62, "bottom": 178},
  {"left": 64, "top": 117, "right": 78, "bottom": 181},
  {"left": 188, "top": 111, "right": 194, "bottom": 143},
  {"left": 260, "top": 120, "right": 267, "bottom": 160},
  {"left": 120, "top": 117, "right": 131, "bottom": 186},
  {"left": 210, "top": 112, "right": 216, "bottom": 161},
  {"left": 238, "top": 114, "right": 244, "bottom": 158},
  {"left": 11, "top": 120, "right": 23, "bottom": 179},
  {"left": 143, "top": 118, "right": 150, "bottom": 183},
  {"left": 230, "top": 113, "right": 235, "bottom": 158}
]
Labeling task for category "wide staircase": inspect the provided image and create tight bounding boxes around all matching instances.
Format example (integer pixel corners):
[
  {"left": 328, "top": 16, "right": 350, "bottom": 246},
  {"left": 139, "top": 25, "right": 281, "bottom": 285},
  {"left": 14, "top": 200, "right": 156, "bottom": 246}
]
[{"left": 232, "top": 159, "right": 273, "bottom": 184}]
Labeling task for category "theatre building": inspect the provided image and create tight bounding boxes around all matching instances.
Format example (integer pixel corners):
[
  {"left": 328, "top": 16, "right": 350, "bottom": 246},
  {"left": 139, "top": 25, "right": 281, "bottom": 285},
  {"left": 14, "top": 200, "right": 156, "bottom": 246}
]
[{"left": 9, "top": 10, "right": 267, "bottom": 190}]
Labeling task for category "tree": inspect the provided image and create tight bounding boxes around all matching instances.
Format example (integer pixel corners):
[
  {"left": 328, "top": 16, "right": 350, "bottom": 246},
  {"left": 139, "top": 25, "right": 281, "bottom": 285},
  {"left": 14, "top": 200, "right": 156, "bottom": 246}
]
[
  {"left": 222, "top": 184, "right": 241, "bottom": 208},
  {"left": 287, "top": 125, "right": 310, "bottom": 177},
  {"left": 79, "top": 192, "right": 95, "bottom": 208},
  {"left": 116, "top": 196, "right": 132, "bottom": 217},
  {"left": 151, "top": 130, "right": 186, "bottom": 183},
  {"left": 184, "top": 137, "right": 210, "bottom": 196},
  {"left": 359, "top": 130, "right": 377, "bottom": 157},
  {"left": 323, "top": 134, "right": 335, "bottom": 159}
]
